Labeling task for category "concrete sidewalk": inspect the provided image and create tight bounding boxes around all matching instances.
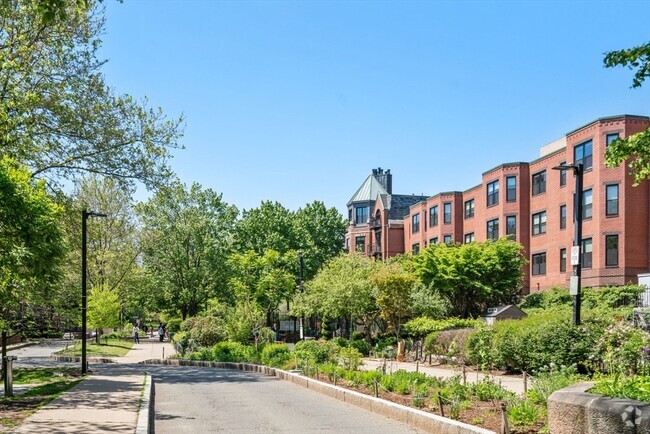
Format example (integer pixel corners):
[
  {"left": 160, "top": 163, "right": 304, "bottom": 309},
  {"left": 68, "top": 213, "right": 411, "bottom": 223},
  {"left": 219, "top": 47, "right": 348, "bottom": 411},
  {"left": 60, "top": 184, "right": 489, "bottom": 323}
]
[
  {"left": 117, "top": 338, "right": 176, "bottom": 364},
  {"left": 11, "top": 373, "right": 144, "bottom": 433},
  {"left": 361, "top": 358, "right": 526, "bottom": 395},
  {"left": 7, "top": 339, "right": 172, "bottom": 433}
]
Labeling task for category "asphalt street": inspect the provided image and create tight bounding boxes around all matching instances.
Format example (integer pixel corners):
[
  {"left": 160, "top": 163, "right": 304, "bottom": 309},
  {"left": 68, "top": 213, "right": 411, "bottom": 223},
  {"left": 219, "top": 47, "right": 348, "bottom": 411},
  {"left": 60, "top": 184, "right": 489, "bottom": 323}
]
[
  {"left": 7, "top": 343, "right": 429, "bottom": 433},
  {"left": 150, "top": 366, "right": 425, "bottom": 433}
]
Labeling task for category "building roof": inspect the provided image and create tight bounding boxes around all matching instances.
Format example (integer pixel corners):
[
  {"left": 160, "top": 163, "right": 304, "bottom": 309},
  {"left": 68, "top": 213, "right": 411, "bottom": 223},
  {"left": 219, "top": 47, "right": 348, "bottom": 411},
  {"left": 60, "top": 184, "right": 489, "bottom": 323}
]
[
  {"left": 482, "top": 305, "right": 526, "bottom": 318},
  {"left": 347, "top": 174, "right": 389, "bottom": 206},
  {"left": 389, "top": 194, "right": 429, "bottom": 220}
]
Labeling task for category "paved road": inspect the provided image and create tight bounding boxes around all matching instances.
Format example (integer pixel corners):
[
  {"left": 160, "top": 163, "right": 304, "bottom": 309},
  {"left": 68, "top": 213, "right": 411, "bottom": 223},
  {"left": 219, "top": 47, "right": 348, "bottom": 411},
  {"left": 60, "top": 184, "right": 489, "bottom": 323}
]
[
  {"left": 151, "top": 366, "right": 424, "bottom": 433},
  {"left": 9, "top": 340, "right": 74, "bottom": 368}
]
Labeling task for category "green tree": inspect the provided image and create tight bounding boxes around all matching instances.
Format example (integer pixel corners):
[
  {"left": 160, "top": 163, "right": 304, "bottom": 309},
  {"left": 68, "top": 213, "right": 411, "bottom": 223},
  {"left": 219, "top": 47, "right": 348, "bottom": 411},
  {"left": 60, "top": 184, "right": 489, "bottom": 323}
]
[
  {"left": 87, "top": 285, "right": 120, "bottom": 341},
  {"left": 293, "top": 254, "right": 379, "bottom": 339},
  {"left": 57, "top": 176, "right": 144, "bottom": 322},
  {"left": 0, "top": 0, "right": 183, "bottom": 190},
  {"left": 413, "top": 238, "right": 525, "bottom": 318},
  {"left": 603, "top": 42, "right": 650, "bottom": 185},
  {"left": 137, "top": 181, "right": 238, "bottom": 319},
  {"left": 295, "top": 201, "right": 347, "bottom": 280},
  {"left": 234, "top": 201, "right": 300, "bottom": 254},
  {"left": 372, "top": 261, "right": 417, "bottom": 339},
  {"left": 0, "top": 156, "right": 66, "bottom": 347},
  {"left": 227, "top": 249, "right": 296, "bottom": 326}
]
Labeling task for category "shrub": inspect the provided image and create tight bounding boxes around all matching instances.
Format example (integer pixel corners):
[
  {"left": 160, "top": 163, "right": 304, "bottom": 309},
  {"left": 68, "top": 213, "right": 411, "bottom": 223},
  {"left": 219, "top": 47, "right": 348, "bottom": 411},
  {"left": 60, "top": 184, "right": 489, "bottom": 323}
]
[
  {"left": 349, "top": 338, "right": 372, "bottom": 356},
  {"left": 402, "top": 317, "right": 481, "bottom": 337},
  {"left": 295, "top": 340, "right": 331, "bottom": 364},
  {"left": 466, "top": 327, "right": 496, "bottom": 370},
  {"left": 181, "top": 316, "right": 226, "bottom": 347},
  {"left": 166, "top": 318, "right": 183, "bottom": 333},
  {"left": 337, "top": 347, "right": 362, "bottom": 371},
  {"left": 582, "top": 285, "right": 645, "bottom": 309},
  {"left": 489, "top": 311, "right": 606, "bottom": 373},
  {"left": 595, "top": 321, "right": 650, "bottom": 374},
  {"left": 212, "top": 342, "right": 255, "bottom": 362},
  {"left": 260, "top": 343, "right": 291, "bottom": 367}
]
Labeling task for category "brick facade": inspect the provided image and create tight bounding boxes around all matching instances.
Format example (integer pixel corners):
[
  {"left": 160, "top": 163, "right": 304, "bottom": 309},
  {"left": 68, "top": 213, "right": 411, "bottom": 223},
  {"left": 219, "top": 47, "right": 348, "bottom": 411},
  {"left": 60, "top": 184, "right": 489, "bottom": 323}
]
[{"left": 347, "top": 115, "right": 650, "bottom": 293}]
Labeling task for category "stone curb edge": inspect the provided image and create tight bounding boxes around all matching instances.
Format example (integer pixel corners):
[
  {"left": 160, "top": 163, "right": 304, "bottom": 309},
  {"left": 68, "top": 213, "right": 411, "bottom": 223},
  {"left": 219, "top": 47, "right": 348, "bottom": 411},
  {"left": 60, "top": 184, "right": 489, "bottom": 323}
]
[
  {"left": 140, "top": 359, "right": 495, "bottom": 434},
  {"left": 135, "top": 372, "right": 155, "bottom": 434},
  {"left": 50, "top": 355, "right": 116, "bottom": 363},
  {"left": 5, "top": 341, "right": 39, "bottom": 352}
]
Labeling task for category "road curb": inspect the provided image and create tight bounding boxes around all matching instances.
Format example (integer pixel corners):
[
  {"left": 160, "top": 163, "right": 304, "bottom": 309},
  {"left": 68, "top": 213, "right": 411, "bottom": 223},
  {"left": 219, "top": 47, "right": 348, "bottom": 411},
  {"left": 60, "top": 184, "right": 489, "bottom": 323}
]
[
  {"left": 6, "top": 341, "right": 38, "bottom": 352},
  {"left": 50, "top": 355, "right": 116, "bottom": 363},
  {"left": 135, "top": 372, "right": 155, "bottom": 434},
  {"left": 141, "top": 359, "right": 494, "bottom": 434}
]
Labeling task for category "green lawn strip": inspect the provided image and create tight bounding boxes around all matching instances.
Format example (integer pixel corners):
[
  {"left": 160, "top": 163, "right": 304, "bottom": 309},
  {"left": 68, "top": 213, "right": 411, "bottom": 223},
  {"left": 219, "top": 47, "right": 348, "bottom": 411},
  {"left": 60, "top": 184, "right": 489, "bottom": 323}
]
[
  {"left": 55, "top": 339, "right": 134, "bottom": 357},
  {"left": 13, "top": 367, "right": 77, "bottom": 385}
]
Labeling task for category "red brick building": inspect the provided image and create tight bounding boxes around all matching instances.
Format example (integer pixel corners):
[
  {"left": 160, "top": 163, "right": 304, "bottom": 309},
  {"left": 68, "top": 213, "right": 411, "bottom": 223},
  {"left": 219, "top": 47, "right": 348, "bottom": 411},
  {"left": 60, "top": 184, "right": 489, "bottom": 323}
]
[{"left": 346, "top": 115, "right": 650, "bottom": 293}]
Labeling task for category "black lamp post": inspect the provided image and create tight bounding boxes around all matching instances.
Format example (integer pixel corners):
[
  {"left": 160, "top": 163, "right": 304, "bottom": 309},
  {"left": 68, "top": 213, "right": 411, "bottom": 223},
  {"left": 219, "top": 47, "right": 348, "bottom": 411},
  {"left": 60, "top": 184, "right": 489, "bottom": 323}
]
[
  {"left": 298, "top": 249, "right": 304, "bottom": 340},
  {"left": 82, "top": 209, "right": 107, "bottom": 374},
  {"left": 552, "top": 163, "right": 584, "bottom": 326}
]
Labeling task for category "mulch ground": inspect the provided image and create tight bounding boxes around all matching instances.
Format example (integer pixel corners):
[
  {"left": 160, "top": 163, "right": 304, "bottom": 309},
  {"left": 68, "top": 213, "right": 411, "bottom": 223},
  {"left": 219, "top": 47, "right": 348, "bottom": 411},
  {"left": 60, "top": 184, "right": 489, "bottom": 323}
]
[{"left": 312, "top": 373, "right": 542, "bottom": 434}]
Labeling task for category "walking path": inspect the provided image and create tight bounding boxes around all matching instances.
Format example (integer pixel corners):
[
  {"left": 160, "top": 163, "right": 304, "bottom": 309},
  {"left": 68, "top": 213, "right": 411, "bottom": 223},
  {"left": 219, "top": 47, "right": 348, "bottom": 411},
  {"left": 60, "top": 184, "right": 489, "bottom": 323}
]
[
  {"left": 12, "top": 373, "right": 144, "bottom": 433},
  {"left": 361, "top": 358, "right": 526, "bottom": 395},
  {"left": 6, "top": 340, "right": 176, "bottom": 433},
  {"left": 116, "top": 338, "right": 176, "bottom": 364}
]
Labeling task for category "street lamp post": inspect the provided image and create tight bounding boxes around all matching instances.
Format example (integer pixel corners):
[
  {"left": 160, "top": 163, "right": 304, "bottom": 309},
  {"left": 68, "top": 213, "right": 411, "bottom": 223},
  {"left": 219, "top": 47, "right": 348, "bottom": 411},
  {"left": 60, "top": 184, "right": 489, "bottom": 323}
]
[
  {"left": 298, "top": 250, "right": 304, "bottom": 341},
  {"left": 82, "top": 209, "right": 107, "bottom": 374},
  {"left": 552, "top": 163, "right": 584, "bottom": 326}
]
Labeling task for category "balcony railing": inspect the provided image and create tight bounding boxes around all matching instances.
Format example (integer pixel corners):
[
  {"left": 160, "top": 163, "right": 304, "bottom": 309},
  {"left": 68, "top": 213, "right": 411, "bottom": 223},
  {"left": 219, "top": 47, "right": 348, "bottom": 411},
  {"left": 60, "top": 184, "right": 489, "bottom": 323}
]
[{"left": 370, "top": 219, "right": 382, "bottom": 229}]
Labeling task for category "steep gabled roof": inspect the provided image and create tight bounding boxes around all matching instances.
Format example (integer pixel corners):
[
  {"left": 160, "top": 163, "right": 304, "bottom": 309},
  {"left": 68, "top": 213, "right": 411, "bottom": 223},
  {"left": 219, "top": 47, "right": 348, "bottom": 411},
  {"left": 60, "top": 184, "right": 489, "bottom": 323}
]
[{"left": 347, "top": 174, "right": 389, "bottom": 206}]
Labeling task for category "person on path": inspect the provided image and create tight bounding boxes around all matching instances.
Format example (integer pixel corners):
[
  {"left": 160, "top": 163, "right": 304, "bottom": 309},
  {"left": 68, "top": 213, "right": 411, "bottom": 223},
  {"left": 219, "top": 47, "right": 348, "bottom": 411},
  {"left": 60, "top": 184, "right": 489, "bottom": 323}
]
[
  {"left": 133, "top": 324, "right": 140, "bottom": 344},
  {"left": 158, "top": 325, "right": 164, "bottom": 342}
]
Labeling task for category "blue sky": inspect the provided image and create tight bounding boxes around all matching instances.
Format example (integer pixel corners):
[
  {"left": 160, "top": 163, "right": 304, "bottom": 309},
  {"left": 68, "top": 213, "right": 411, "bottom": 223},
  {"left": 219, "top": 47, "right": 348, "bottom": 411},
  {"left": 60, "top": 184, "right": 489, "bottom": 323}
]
[{"left": 100, "top": 0, "right": 650, "bottom": 216}]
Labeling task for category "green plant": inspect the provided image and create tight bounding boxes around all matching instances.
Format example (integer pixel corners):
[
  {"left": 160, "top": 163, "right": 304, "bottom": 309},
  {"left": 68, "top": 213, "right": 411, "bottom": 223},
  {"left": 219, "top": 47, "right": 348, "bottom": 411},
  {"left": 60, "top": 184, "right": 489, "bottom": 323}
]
[
  {"left": 402, "top": 317, "right": 481, "bottom": 337},
  {"left": 337, "top": 346, "right": 362, "bottom": 370},
  {"left": 466, "top": 327, "right": 495, "bottom": 371},
  {"left": 507, "top": 398, "right": 542, "bottom": 428},
  {"left": 468, "top": 377, "right": 514, "bottom": 401},
  {"left": 349, "top": 338, "right": 372, "bottom": 356},
  {"left": 526, "top": 364, "right": 581, "bottom": 406},
  {"left": 591, "top": 374, "right": 650, "bottom": 402},
  {"left": 595, "top": 321, "right": 650, "bottom": 374},
  {"left": 260, "top": 343, "right": 291, "bottom": 367},
  {"left": 211, "top": 342, "right": 255, "bottom": 363}
]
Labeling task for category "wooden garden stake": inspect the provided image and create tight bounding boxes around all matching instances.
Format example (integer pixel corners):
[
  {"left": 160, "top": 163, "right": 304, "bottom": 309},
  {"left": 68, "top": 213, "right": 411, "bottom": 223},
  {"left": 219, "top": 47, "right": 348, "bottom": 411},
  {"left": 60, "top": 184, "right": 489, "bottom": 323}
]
[{"left": 437, "top": 392, "right": 444, "bottom": 417}]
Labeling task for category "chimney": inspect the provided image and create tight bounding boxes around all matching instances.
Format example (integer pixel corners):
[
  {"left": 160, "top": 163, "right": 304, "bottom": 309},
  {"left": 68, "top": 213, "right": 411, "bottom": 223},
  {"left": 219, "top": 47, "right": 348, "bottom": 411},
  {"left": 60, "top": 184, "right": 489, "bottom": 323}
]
[{"left": 373, "top": 167, "right": 392, "bottom": 194}]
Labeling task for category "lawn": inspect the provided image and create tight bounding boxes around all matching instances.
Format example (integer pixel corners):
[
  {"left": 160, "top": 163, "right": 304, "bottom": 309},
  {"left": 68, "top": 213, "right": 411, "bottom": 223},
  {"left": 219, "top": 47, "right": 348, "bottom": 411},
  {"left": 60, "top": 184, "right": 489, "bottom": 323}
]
[
  {"left": 56, "top": 338, "right": 134, "bottom": 357},
  {"left": 14, "top": 367, "right": 78, "bottom": 385}
]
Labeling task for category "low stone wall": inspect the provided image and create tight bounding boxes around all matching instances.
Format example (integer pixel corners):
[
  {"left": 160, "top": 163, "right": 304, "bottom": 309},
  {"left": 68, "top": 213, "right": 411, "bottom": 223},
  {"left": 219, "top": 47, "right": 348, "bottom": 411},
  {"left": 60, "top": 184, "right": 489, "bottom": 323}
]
[
  {"left": 548, "top": 382, "right": 650, "bottom": 434},
  {"left": 142, "top": 359, "right": 494, "bottom": 434}
]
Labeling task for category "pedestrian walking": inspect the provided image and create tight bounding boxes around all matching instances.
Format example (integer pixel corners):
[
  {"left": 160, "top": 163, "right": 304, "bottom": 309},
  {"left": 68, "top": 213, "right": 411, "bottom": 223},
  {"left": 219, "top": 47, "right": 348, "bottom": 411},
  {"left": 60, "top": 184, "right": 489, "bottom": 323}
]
[
  {"left": 158, "top": 325, "right": 164, "bottom": 342},
  {"left": 133, "top": 324, "right": 140, "bottom": 344}
]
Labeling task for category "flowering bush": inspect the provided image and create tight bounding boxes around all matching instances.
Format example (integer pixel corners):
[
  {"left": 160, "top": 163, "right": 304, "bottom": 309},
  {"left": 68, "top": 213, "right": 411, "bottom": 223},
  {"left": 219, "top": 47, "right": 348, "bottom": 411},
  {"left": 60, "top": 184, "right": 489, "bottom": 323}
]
[{"left": 594, "top": 322, "right": 650, "bottom": 375}]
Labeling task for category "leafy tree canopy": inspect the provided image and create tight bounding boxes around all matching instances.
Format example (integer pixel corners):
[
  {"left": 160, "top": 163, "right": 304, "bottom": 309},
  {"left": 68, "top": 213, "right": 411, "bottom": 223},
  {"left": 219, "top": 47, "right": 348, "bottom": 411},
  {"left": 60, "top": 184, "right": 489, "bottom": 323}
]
[
  {"left": 603, "top": 42, "right": 650, "bottom": 185},
  {"left": 413, "top": 238, "right": 525, "bottom": 318},
  {"left": 137, "top": 181, "right": 238, "bottom": 319},
  {"left": 0, "top": 0, "right": 184, "bottom": 190},
  {"left": 0, "top": 156, "right": 66, "bottom": 331}
]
